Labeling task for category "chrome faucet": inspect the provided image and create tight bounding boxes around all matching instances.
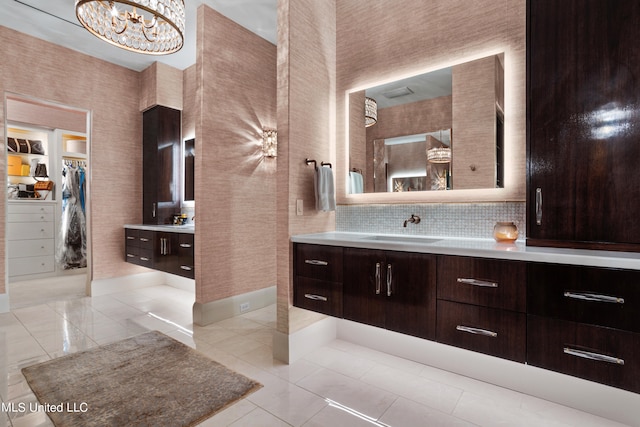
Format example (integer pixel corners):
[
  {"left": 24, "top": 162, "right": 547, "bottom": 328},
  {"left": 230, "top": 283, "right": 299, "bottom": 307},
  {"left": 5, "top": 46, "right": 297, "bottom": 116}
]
[{"left": 403, "top": 214, "right": 421, "bottom": 227}]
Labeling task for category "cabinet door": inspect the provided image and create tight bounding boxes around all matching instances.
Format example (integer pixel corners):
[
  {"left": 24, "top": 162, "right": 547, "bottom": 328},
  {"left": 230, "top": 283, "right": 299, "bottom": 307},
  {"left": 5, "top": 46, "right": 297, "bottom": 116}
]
[
  {"left": 527, "top": 0, "right": 640, "bottom": 250},
  {"left": 153, "top": 231, "right": 180, "bottom": 274},
  {"left": 384, "top": 251, "right": 436, "bottom": 340},
  {"left": 143, "top": 106, "right": 181, "bottom": 225},
  {"left": 343, "top": 248, "right": 386, "bottom": 329}
]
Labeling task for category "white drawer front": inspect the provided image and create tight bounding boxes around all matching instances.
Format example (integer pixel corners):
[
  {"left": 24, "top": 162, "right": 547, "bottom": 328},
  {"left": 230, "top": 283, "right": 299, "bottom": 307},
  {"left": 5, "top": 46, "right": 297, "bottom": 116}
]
[
  {"left": 8, "top": 221, "right": 55, "bottom": 240},
  {"left": 8, "top": 239, "right": 55, "bottom": 259},
  {"left": 8, "top": 203, "right": 55, "bottom": 215},
  {"left": 9, "top": 255, "right": 55, "bottom": 276},
  {"left": 8, "top": 213, "right": 54, "bottom": 223}
]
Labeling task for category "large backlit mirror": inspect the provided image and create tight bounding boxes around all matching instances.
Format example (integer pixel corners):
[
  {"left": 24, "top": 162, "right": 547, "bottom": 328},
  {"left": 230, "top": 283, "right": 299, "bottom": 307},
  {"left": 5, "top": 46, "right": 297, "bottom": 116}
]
[{"left": 348, "top": 53, "right": 504, "bottom": 194}]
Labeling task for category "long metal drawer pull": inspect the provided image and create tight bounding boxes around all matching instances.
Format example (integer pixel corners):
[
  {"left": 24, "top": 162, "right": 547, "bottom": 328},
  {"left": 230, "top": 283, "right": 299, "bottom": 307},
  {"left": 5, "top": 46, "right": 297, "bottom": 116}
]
[
  {"left": 179, "top": 243, "right": 192, "bottom": 248},
  {"left": 126, "top": 254, "right": 135, "bottom": 258},
  {"left": 375, "top": 262, "right": 381, "bottom": 295},
  {"left": 457, "top": 278, "right": 498, "bottom": 288},
  {"left": 140, "top": 257, "right": 150, "bottom": 261},
  {"left": 180, "top": 266, "right": 193, "bottom": 271},
  {"left": 563, "top": 347, "right": 624, "bottom": 365},
  {"left": 535, "top": 187, "right": 543, "bottom": 225},
  {"left": 305, "top": 259, "right": 328, "bottom": 266},
  {"left": 563, "top": 291, "right": 624, "bottom": 304},
  {"left": 387, "top": 264, "right": 393, "bottom": 296},
  {"left": 304, "top": 294, "right": 328, "bottom": 302},
  {"left": 127, "top": 236, "right": 135, "bottom": 240},
  {"left": 140, "top": 238, "right": 150, "bottom": 242},
  {"left": 456, "top": 325, "right": 498, "bottom": 338}
]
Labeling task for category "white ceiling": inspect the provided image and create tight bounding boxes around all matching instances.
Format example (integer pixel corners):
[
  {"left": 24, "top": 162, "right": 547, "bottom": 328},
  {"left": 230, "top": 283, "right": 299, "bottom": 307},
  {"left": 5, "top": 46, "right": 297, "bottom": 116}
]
[{"left": 0, "top": 0, "right": 277, "bottom": 71}]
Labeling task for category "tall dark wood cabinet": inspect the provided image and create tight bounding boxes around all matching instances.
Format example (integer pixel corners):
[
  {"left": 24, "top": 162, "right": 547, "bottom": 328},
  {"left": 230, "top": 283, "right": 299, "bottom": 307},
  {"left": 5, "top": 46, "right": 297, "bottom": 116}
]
[
  {"left": 343, "top": 248, "right": 436, "bottom": 340},
  {"left": 143, "top": 105, "right": 181, "bottom": 225},
  {"left": 527, "top": 0, "right": 640, "bottom": 251}
]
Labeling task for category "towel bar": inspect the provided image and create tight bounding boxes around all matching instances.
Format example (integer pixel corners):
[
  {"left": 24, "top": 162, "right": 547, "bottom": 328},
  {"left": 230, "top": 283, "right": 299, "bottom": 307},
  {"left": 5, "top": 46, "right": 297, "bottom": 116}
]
[{"left": 305, "top": 159, "right": 332, "bottom": 169}]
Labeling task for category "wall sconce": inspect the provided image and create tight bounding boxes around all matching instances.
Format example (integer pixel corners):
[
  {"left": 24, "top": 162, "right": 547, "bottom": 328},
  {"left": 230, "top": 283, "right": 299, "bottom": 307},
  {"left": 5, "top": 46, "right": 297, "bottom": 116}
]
[
  {"left": 365, "top": 97, "right": 378, "bottom": 127},
  {"left": 262, "top": 128, "right": 277, "bottom": 158}
]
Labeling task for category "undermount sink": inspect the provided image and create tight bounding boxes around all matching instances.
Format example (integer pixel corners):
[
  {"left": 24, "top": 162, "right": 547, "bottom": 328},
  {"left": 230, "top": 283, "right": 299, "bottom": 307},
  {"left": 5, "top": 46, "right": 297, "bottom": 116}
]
[{"left": 362, "top": 235, "right": 442, "bottom": 245}]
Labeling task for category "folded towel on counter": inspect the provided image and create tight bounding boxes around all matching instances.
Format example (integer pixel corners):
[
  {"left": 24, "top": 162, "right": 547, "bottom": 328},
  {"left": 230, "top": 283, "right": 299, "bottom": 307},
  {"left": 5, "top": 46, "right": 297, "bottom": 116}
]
[
  {"left": 349, "top": 171, "right": 364, "bottom": 194},
  {"left": 314, "top": 166, "right": 336, "bottom": 212}
]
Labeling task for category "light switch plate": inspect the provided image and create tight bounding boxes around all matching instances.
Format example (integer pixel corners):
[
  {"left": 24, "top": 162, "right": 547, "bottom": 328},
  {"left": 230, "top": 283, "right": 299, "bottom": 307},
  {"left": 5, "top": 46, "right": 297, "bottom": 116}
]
[{"left": 296, "top": 199, "right": 303, "bottom": 216}]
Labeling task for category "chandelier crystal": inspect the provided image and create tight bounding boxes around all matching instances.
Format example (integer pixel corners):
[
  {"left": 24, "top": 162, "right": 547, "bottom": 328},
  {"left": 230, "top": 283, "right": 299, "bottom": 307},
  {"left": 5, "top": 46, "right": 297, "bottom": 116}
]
[{"left": 75, "top": 0, "right": 185, "bottom": 55}]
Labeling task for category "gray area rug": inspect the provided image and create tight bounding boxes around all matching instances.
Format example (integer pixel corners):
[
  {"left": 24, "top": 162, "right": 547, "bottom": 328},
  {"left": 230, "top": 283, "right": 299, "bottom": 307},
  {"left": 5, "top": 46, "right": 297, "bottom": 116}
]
[{"left": 22, "top": 330, "right": 262, "bottom": 426}]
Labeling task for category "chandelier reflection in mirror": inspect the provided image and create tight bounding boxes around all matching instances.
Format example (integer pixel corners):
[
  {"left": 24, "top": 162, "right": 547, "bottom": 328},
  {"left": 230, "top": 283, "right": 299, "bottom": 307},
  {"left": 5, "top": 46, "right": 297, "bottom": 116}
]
[
  {"left": 365, "top": 97, "right": 378, "bottom": 127},
  {"left": 75, "top": 0, "right": 185, "bottom": 55}
]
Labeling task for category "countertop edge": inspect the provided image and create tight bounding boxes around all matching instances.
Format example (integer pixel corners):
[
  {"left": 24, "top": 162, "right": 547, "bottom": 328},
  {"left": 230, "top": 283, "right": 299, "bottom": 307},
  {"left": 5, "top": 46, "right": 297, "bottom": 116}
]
[
  {"left": 124, "top": 224, "right": 195, "bottom": 234},
  {"left": 291, "top": 232, "right": 640, "bottom": 270}
]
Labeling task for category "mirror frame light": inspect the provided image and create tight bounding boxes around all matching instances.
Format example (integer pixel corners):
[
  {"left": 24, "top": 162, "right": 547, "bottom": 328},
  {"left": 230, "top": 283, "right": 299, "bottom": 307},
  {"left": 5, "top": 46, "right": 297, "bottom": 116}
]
[{"left": 341, "top": 48, "right": 524, "bottom": 205}]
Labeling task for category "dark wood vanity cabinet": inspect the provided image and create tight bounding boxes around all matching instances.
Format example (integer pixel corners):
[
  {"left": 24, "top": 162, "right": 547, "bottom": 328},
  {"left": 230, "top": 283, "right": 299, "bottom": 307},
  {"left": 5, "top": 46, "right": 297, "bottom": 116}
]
[
  {"left": 436, "top": 256, "right": 527, "bottom": 362},
  {"left": 293, "top": 244, "right": 343, "bottom": 317},
  {"left": 527, "top": 263, "right": 640, "bottom": 393},
  {"left": 527, "top": 0, "right": 640, "bottom": 251},
  {"left": 343, "top": 248, "right": 436, "bottom": 340},
  {"left": 143, "top": 105, "right": 181, "bottom": 225},
  {"left": 125, "top": 229, "right": 194, "bottom": 279}
]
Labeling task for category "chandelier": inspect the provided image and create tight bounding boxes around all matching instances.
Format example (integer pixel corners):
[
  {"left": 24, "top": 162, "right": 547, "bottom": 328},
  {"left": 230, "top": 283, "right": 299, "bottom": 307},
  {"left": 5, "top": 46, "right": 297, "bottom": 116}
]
[
  {"left": 427, "top": 147, "right": 451, "bottom": 163},
  {"left": 365, "top": 97, "right": 377, "bottom": 127},
  {"left": 75, "top": 0, "right": 185, "bottom": 55}
]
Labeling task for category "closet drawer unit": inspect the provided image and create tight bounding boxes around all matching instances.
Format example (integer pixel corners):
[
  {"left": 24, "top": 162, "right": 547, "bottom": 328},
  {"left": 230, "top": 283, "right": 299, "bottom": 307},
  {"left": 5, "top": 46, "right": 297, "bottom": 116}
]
[
  {"left": 437, "top": 300, "right": 526, "bottom": 363},
  {"left": 437, "top": 256, "right": 526, "bottom": 312},
  {"left": 528, "top": 263, "right": 640, "bottom": 332},
  {"left": 294, "top": 277, "right": 343, "bottom": 317},
  {"left": 527, "top": 315, "right": 640, "bottom": 393},
  {"left": 8, "top": 212, "right": 54, "bottom": 223},
  {"left": 9, "top": 255, "right": 55, "bottom": 276},
  {"left": 295, "top": 244, "right": 343, "bottom": 282},
  {"left": 7, "top": 203, "right": 55, "bottom": 215},
  {"left": 7, "top": 221, "right": 55, "bottom": 240},
  {"left": 8, "top": 239, "right": 55, "bottom": 259}
]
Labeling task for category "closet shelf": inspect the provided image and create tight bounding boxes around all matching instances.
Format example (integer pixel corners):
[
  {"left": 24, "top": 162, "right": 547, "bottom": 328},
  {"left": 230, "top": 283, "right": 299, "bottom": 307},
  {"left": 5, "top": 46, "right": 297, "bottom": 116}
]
[{"left": 62, "top": 151, "right": 87, "bottom": 159}]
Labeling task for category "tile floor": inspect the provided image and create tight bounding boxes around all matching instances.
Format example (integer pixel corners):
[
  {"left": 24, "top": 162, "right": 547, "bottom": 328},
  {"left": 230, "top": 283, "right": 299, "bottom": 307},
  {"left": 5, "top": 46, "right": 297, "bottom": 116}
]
[{"left": 0, "top": 277, "right": 631, "bottom": 427}]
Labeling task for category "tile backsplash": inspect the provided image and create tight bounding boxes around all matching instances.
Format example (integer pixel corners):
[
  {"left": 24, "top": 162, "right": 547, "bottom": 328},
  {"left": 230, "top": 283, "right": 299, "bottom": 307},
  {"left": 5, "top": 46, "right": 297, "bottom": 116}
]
[{"left": 336, "top": 202, "right": 526, "bottom": 240}]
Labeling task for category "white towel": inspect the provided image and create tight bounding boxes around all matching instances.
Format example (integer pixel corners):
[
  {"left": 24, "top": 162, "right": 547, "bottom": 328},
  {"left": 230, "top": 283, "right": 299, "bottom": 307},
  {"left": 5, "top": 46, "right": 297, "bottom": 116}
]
[
  {"left": 314, "top": 166, "right": 336, "bottom": 212},
  {"left": 349, "top": 171, "right": 364, "bottom": 194}
]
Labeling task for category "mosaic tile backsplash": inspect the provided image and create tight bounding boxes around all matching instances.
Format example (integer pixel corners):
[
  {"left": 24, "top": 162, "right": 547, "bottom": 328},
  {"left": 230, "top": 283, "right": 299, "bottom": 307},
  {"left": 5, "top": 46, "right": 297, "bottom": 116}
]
[{"left": 336, "top": 202, "right": 526, "bottom": 240}]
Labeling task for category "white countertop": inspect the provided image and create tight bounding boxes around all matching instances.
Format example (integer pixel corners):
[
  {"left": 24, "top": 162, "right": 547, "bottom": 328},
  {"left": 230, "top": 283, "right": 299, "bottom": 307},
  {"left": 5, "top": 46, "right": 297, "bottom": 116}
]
[
  {"left": 291, "top": 232, "right": 640, "bottom": 270},
  {"left": 124, "top": 224, "right": 195, "bottom": 234}
]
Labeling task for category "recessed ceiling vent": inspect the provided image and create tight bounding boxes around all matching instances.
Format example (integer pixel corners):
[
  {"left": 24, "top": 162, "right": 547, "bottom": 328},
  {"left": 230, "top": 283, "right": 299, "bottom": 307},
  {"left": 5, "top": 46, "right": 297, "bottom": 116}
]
[{"left": 383, "top": 86, "right": 414, "bottom": 99}]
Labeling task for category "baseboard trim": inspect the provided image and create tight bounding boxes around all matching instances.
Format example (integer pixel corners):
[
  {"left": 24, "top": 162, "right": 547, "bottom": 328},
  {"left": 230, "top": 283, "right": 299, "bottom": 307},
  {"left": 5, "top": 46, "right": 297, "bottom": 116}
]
[
  {"left": 273, "top": 316, "right": 337, "bottom": 364},
  {"left": 193, "top": 286, "right": 276, "bottom": 326},
  {"left": 337, "top": 318, "right": 640, "bottom": 426},
  {"left": 0, "top": 293, "right": 9, "bottom": 313}
]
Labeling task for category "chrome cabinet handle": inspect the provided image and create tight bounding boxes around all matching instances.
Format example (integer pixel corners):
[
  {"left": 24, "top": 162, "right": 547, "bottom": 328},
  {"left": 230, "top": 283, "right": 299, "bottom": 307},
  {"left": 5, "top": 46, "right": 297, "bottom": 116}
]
[
  {"left": 127, "top": 236, "right": 135, "bottom": 240},
  {"left": 160, "top": 238, "right": 166, "bottom": 255},
  {"left": 126, "top": 254, "right": 135, "bottom": 258},
  {"left": 180, "top": 265, "right": 193, "bottom": 271},
  {"left": 140, "top": 238, "right": 150, "bottom": 242},
  {"left": 305, "top": 259, "right": 328, "bottom": 266},
  {"left": 140, "top": 257, "right": 150, "bottom": 261},
  {"left": 457, "top": 278, "right": 498, "bottom": 288},
  {"left": 535, "top": 187, "right": 543, "bottom": 225},
  {"left": 179, "top": 243, "right": 192, "bottom": 248},
  {"left": 152, "top": 202, "right": 156, "bottom": 218},
  {"left": 304, "top": 294, "right": 328, "bottom": 302},
  {"left": 375, "top": 262, "right": 381, "bottom": 295},
  {"left": 564, "top": 291, "right": 624, "bottom": 304},
  {"left": 564, "top": 347, "right": 624, "bottom": 365},
  {"left": 386, "top": 264, "right": 393, "bottom": 296},
  {"left": 456, "top": 325, "right": 498, "bottom": 338}
]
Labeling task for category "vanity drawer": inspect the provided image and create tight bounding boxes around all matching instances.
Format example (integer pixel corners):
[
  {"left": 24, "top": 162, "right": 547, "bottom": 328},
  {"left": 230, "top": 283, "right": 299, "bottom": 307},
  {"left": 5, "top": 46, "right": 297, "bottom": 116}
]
[
  {"left": 528, "top": 263, "right": 640, "bottom": 332},
  {"left": 527, "top": 315, "right": 640, "bottom": 394},
  {"left": 436, "top": 300, "right": 526, "bottom": 362},
  {"left": 437, "top": 256, "right": 526, "bottom": 312},
  {"left": 125, "top": 247, "right": 153, "bottom": 267},
  {"left": 294, "top": 277, "right": 343, "bottom": 318},
  {"left": 125, "top": 229, "right": 154, "bottom": 249},
  {"left": 295, "top": 244, "right": 343, "bottom": 282}
]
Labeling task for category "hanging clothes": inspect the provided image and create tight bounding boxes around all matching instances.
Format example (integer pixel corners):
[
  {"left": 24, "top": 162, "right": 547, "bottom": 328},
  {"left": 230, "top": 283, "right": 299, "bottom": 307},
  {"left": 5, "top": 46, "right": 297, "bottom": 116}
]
[{"left": 57, "top": 161, "right": 87, "bottom": 269}]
